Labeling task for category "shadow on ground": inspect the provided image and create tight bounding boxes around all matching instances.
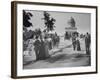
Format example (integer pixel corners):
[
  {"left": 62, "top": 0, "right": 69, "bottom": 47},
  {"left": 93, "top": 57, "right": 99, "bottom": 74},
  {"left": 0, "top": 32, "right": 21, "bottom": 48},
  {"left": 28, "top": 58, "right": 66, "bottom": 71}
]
[
  {"left": 23, "top": 44, "right": 91, "bottom": 66},
  {"left": 45, "top": 53, "right": 90, "bottom": 64}
]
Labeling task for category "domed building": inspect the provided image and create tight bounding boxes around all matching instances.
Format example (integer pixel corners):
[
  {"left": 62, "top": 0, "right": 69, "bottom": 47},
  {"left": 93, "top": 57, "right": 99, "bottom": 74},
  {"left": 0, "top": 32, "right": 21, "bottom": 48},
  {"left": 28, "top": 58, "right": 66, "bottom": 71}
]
[{"left": 65, "top": 17, "right": 78, "bottom": 39}]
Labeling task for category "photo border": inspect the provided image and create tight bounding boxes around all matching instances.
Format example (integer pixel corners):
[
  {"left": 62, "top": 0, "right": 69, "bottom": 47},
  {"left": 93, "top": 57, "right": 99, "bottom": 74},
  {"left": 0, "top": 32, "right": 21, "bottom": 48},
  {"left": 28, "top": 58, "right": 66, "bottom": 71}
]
[{"left": 11, "top": 1, "right": 98, "bottom": 79}]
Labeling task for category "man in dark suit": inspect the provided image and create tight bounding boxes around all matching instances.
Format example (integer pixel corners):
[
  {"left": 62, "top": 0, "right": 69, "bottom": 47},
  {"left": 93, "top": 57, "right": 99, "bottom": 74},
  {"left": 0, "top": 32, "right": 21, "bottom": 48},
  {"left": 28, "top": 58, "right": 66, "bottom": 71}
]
[
  {"left": 72, "top": 34, "right": 76, "bottom": 50},
  {"left": 85, "top": 32, "right": 91, "bottom": 55}
]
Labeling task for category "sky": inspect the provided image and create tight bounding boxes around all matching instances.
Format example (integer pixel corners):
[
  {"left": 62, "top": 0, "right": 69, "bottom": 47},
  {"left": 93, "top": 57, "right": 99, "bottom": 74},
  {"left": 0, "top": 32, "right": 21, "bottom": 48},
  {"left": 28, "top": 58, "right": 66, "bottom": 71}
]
[{"left": 25, "top": 10, "right": 91, "bottom": 36}]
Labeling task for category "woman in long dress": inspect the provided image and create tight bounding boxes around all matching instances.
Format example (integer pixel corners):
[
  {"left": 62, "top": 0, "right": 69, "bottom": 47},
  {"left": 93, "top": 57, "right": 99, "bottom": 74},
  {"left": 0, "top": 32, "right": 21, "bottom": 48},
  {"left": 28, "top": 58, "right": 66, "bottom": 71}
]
[
  {"left": 44, "top": 36, "right": 50, "bottom": 58},
  {"left": 38, "top": 36, "right": 46, "bottom": 60},
  {"left": 76, "top": 37, "right": 81, "bottom": 51}
]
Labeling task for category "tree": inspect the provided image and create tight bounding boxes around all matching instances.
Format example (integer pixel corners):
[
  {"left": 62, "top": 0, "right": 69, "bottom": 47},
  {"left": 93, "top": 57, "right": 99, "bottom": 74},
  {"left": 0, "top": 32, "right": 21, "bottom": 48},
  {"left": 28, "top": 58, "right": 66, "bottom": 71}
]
[
  {"left": 23, "top": 30, "right": 35, "bottom": 41},
  {"left": 23, "top": 10, "right": 34, "bottom": 41},
  {"left": 34, "top": 28, "right": 42, "bottom": 37},
  {"left": 23, "top": 10, "right": 33, "bottom": 28},
  {"left": 43, "top": 11, "right": 56, "bottom": 32}
]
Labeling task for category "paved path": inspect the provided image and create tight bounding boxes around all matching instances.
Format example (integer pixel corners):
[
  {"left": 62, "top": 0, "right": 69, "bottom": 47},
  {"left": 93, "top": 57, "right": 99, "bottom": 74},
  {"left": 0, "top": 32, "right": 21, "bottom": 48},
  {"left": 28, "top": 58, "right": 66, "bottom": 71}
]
[
  {"left": 23, "top": 39, "right": 72, "bottom": 65},
  {"left": 23, "top": 38, "right": 91, "bottom": 69}
]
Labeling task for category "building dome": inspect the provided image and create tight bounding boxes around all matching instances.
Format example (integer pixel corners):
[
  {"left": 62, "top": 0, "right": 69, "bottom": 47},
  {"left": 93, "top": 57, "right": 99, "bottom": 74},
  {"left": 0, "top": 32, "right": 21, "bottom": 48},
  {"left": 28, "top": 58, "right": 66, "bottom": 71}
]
[
  {"left": 68, "top": 17, "right": 76, "bottom": 27},
  {"left": 65, "top": 17, "right": 77, "bottom": 39}
]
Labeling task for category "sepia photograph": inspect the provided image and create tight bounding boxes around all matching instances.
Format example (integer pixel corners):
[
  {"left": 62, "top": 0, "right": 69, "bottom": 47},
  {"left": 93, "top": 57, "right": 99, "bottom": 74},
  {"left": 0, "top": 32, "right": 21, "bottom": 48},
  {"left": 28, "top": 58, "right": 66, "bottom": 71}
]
[{"left": 23, "top": 10, "right": 91, "bottom": 69}]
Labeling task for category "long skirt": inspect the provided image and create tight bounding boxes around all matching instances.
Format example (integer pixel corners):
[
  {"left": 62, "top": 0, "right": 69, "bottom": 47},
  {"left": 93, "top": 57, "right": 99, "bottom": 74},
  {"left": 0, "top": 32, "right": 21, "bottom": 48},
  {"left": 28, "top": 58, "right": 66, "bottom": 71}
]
[
  {"left": 38, "top": 44, "right": 46, "bottom": 60},
  {"left": 77, "top": 40, "right": 81, "bottom": 51},
  {"left": 44, "top": 45, "right": 50, "bottom": 58}
]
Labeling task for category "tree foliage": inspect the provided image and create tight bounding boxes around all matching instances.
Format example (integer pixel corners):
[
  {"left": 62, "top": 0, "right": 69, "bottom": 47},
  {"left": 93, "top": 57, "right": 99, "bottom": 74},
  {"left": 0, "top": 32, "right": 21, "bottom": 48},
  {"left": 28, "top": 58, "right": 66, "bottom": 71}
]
[
  {"left": 23, "top": 10, "right": 33, "bottom": 27},
  {"left": 23, "top": 10, "right": 34, "bottom": 41},
  {"left": 34, "top": 28, "right": 42, "bottom": 36},
  {"left": 23, "top": 29, "right": 35, "bottom": 41},
  {"left": 43, "top": 11, "right": 56, "bottom": 31}
]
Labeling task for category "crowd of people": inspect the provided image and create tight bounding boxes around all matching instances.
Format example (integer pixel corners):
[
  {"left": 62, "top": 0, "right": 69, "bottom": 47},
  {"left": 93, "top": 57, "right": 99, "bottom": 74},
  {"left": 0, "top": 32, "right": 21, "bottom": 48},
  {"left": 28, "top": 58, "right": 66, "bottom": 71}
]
[
  {"left": 33, "top": 33, "right": 60, "bottom": 61},
  {"left": 71, "top": 32, "right": 91, "bottom": 55},
  {"left": 23, "top": 31, "right": 91, "bottom": 61},
  {"left": 33, "top": 36, "right": 50, "bottom": 60},
  {"left": 72, "top": 34, "right": 81, "bottom": 51}
]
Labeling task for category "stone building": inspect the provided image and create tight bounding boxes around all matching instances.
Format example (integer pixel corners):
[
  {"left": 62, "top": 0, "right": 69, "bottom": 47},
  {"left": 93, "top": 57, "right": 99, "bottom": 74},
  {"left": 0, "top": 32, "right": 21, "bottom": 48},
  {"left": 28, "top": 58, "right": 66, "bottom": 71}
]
[{"left": 65, "top": 17, "right": 78, "bottom": 39}]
